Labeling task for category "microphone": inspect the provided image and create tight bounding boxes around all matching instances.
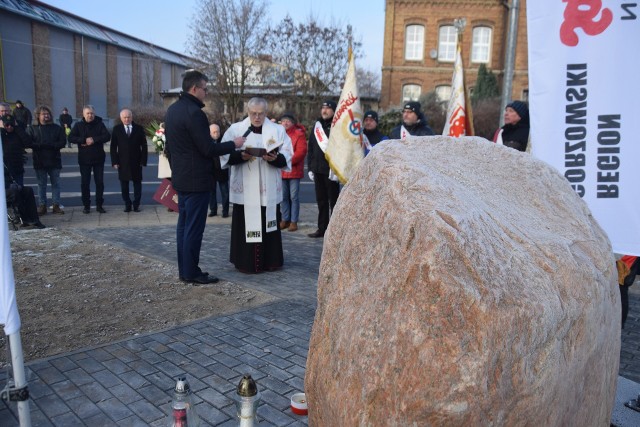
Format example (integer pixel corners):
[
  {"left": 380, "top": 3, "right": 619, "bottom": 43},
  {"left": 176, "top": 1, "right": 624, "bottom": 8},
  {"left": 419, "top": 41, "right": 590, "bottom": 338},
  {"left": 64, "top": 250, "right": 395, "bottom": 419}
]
[{"left": 242, "top": 126, "right": 253, "bottom": 138}]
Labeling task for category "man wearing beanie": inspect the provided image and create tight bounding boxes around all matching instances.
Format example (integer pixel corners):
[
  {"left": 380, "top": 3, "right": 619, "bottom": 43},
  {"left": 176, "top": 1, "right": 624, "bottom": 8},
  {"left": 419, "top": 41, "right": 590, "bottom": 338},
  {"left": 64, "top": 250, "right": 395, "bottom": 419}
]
[
  {"left": 389, "top": 101, "right": 434, "bottom": 139},
  {"left": 12, "top": 100, "right": 32, "bottom": 129},
  {"left": 307, "top": 100, "right": 340, "bottom": 238},
  {"left": 493, "top": 100, "right": 529, "bottom": 152},
  {"left": 363, "top": 110, "right": 388, "bottom": 152}
]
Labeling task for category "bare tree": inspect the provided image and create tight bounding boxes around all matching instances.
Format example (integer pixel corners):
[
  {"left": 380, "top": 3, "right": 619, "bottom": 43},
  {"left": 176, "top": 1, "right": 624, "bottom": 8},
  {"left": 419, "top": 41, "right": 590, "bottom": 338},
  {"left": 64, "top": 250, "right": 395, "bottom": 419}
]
[
  {"left": 264, "top": 15, "right": 361, "bottom": 121},
  {"left": 188, "top": 0, "right": 269, "bottom": 121},
  {"left": 357, "top": 67, "right": 381, "bottom": 99}
]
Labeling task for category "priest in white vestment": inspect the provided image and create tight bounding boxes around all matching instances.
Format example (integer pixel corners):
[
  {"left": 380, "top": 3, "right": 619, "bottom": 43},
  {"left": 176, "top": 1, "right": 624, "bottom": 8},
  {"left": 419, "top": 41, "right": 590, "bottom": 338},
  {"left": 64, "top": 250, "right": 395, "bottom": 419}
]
[{"left": 220, "top": 97, "right": 293, "bottom": 273}]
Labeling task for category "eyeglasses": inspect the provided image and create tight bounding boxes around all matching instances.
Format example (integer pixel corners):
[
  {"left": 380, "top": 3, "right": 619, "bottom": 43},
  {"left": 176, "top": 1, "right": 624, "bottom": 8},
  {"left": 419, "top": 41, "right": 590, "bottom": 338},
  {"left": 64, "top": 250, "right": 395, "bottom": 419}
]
[
  {"left": 197, "top": 85, "right": 208, "bottom": 93},
  {"left": 249, "top": 111, "right": 265, "bottom": 118}
]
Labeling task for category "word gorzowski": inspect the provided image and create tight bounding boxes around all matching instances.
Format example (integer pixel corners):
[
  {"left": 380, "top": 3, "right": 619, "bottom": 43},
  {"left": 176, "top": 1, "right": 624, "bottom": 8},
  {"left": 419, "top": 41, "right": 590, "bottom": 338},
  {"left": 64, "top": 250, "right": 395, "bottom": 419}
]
[
  {"left": 560, "top": 0, "right": 613, "bottom": 46},
  {"left": 332, "top": 93, "right": 358, "bottom": 126}
]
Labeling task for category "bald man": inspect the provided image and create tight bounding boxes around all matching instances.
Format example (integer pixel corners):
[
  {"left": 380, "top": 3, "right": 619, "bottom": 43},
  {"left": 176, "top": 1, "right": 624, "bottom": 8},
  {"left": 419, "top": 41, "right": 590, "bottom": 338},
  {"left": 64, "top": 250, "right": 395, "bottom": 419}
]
[{"left": 208, "top": 123, "right": 230, "bottom": 217}]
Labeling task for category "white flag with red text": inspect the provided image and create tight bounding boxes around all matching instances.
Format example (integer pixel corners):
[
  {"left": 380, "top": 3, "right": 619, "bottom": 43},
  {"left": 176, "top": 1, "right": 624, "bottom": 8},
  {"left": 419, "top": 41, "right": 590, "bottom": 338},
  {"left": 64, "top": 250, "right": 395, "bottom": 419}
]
[
  {"left": 1, "top": 136, "right": 22, "bottom": 336},
  {"left": 443, "top": 44, "right": 474, "bottom": 137},
  {"left": 325, "top": 50, "right": 365, "bottom": 184},
  {"left": 527, "top": 1, "right": 640, "bottom": 255}
]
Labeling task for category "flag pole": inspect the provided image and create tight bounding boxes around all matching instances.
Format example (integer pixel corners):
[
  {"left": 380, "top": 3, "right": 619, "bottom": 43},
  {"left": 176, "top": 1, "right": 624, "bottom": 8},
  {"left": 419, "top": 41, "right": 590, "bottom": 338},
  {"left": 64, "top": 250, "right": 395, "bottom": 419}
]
[
  {"left": 454, "top": 18, "right": 474, "bottom": 136},
  {"left": 9, "top": 333, "right": 31, "bottom": 427}
]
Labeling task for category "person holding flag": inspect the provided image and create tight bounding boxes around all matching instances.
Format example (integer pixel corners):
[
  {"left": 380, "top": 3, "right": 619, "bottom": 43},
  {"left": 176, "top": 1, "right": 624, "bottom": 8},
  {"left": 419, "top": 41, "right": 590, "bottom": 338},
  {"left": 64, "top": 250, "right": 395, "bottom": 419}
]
[
  {"left": 307, "top": 100, "right": 340, "bottom": 239},
  {"left": 389, "top": 101, "right": 434, "bottom": 140}
]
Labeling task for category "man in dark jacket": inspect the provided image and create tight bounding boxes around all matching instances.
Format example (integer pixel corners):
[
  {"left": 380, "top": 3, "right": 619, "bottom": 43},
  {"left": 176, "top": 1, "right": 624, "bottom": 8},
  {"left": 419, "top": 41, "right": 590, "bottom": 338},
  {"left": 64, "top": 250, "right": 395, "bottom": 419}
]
[
  {"left": 69, "top": 105, "right": 111, "bottom": 214},
  {"left": 164, "top": 70, "right": 244, "bottom": 284},
  {"left": 27, "top": 106, "right": 67, "bottom": 215},
  {"left": 12, "top": 100, "right": 32, "bottom": 129},
  {"left": 307, "top": 100, "right": 340, "bottom": 238},
  {"left": 492, "top": 100, "right": 530, "bottom": 152},
  {"left": 59, "top": 107, "right": 73, "bottom": 148},
  {"left": 363, "top": 110, "right": 388, "bottom": 153},
  {"left": 110, "top": 108, "right": 148, "bottom": 212},
  {"left": 208, "top": 123, "right": 230, "bottom": 218},
  {"left": 389, "top": 101, "right": 435, "bottom": 139},
  {"left": 1, "top": 109, "right": 31, "bottom": 186}
]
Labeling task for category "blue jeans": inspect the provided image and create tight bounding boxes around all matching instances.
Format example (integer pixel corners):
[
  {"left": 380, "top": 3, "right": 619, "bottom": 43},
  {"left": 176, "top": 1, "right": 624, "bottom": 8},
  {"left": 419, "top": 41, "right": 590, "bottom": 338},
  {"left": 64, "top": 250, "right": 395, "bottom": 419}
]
[
  {"left": 176, "top": 190, "right": 209, "bottom": 280},
  {"left": 281, "top": 178, "right": 300, "bottom": 222},
  {"left": 79, "top": 163, "right": 104, "bottom": 208},
  {"left": 35, "top": 168, "right": 61, "bottom": 206}
]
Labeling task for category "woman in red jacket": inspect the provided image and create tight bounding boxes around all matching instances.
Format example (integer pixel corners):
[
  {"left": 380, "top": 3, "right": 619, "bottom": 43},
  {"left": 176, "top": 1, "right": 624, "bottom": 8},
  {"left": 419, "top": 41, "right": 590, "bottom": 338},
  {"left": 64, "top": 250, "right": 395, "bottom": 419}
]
[{"left": 279, "top": 113, "right": 308, "bottom": 232}]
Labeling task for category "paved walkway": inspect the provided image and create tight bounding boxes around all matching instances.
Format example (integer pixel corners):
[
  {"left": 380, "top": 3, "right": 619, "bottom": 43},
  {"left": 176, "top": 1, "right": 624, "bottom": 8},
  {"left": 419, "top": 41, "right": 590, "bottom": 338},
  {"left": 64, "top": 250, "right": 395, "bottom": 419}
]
[{"left": 2, "top": 203, "right": 640, "bottom": 425}]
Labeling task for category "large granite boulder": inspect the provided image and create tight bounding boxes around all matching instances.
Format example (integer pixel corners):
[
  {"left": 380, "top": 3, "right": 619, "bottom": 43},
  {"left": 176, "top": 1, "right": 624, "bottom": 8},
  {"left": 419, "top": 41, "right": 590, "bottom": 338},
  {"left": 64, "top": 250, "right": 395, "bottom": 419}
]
[{"left": 305, "top": 136, "right": 620, "bottom": 426}]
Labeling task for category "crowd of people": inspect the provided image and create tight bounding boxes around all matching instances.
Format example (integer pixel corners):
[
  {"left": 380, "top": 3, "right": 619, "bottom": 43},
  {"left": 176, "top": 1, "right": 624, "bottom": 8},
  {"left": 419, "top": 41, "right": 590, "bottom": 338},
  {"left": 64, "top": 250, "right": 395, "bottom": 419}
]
[{"left": 2, "top": 73, "right": 532, "bottom": 280}]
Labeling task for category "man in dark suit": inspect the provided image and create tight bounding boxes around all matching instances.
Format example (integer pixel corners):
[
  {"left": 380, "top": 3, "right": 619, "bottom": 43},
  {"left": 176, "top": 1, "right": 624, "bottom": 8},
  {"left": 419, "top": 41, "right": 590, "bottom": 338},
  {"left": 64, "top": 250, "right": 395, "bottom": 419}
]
[{"left": 110, "top": 108, "right": 148, "bottom": 212}]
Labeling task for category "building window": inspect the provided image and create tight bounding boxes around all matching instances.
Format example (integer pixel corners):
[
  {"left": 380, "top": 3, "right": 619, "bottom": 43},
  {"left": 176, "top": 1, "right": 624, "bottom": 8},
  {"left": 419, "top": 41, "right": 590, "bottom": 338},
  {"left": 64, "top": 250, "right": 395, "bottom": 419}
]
[
  {"left": 471, "top": 27, "right": 492, "bottom": 63},
  {"left": 405, "top": 25, "right": 424, "bottom": 61},
  {"left": 522, "top": 89, "right": 529, "bottom": 102},
  {"left": 438, "top": 26, "right": 457, "bottom": 62},
  {"left": 435, "top": 85, "right": 452, "bottom": 104},
  {"left": 402, "top": 84, "right": 421, "bottom": 102}
]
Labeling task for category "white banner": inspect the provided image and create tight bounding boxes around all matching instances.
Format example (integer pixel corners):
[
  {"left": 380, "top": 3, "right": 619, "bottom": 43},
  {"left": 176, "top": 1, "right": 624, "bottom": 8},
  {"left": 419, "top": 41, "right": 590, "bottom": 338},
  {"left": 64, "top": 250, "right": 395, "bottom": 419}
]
[
  {"left": 325, "top": 51, "right": 365, "bottom": 184},
  {"left": 1, "top": 136, "right": 22, "bottom": 335},
  {"left": 527, "top": 1, "right": 640, "bottom": 255}
]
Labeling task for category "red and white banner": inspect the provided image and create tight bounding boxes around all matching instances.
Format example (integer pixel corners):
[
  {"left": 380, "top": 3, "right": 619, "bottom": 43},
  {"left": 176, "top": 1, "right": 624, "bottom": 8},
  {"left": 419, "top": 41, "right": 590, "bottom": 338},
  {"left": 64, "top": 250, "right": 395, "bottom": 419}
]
[
  {"left": 527, "top": 1, "right": 640, "bottom": 255},
  {"left": 325, "top": 49, "right": 365, "bottom": 184},
  {"left": 443, "top": 44, "right": 474, "bottom": 137}
]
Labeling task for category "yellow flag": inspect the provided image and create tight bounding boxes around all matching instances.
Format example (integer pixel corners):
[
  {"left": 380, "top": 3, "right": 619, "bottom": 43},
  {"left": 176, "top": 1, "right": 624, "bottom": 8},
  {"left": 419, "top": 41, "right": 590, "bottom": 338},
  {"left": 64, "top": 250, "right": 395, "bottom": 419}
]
[
  {"left": 325, "top": 50, "right": 365, "bottom": 184},
  {"left": 443, "top": 43, "right": 474, "bottom": 137}
]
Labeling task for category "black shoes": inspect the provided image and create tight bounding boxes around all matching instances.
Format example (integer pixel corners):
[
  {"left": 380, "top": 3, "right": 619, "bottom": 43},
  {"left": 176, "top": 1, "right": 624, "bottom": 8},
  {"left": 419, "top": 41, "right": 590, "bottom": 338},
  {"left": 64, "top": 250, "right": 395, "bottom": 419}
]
[
  {"left": 133, "top": 207, "right": 141, "bottom": 212},
  {"left": 83, "top": 207, "right": 90, "bottom": 214},
  {"left": 208, "top": 212, "right": 217, "bottom": 217},
  {"left": 222, "top": 213, "right": 229, "bottom": 218},
  {"left": 307, "top": 229, "right": 325, "bottom": 238},
  {"left": 97, "top": 206, "right": 106, "bottom": 213},
  {"left": 124, "top": 206, "right": 132, "bottom": 212},
  {"left": 185, "top": 274, "right": 219, "bottom": 284}
]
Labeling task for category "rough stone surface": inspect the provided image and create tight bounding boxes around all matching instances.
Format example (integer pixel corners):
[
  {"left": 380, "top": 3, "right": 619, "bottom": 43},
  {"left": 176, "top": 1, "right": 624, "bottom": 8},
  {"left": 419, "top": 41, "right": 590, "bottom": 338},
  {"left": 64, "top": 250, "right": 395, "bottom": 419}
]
[{"left": 305, "top": 136, "right": 620, "bottom": 426}]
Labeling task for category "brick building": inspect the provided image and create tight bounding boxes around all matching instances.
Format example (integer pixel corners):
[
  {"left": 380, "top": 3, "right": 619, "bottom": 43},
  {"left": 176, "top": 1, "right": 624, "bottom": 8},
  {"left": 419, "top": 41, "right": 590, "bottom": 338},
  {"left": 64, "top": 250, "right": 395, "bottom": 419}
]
[
  {"left": 380, "top": 0, "right": 529, "bottom": 111},
  {"left": 0, "top": 0, "right": 192, "bottom": 123}
]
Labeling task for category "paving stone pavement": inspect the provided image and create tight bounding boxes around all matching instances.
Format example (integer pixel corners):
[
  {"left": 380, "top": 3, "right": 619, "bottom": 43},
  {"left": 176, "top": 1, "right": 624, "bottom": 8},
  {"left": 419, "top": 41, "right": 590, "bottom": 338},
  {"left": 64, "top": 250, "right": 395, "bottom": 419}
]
[{"left": 2, "top": 203, "right": 640, "bottom": 425}]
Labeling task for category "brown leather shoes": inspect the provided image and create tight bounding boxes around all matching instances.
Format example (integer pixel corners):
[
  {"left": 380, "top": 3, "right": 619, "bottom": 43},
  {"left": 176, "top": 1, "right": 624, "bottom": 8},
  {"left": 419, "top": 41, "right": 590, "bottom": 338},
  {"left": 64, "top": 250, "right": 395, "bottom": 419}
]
[
  {"left": 52, "top": 204, "right": 65, "bottom": 214},
  {"left": 288, "top": 222, "right": 298, "bottom": 232},
  {"left": 37, "top": 204, "right": 47, "bottom": 215},
  {"left": 279, "top": 220, "right": 290, "bottom": 230}
]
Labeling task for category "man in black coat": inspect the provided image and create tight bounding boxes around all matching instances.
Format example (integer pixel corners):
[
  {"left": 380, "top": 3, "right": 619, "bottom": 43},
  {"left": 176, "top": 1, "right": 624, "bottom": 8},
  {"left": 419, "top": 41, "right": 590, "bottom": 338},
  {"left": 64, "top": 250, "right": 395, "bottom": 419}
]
[
  {"left": 12, "top": 100, "right": 32, "bottom": 129},
  {"left": 59, "top": 107, "right": 73, "bottom": 148},
  {"left": 208, "top": 123, "right": 230, "bottom": 218},
  {"left": 389, "top": 101, "right": 435, "bottom": 139},
  {"left": 306, "top": 100, "right": 340, "bottom": 238},
  {"left": 69, "top": 105, "right": 111, "bottom": 214},
  {"left": 164, "top": 70, "right": 244, "bottom": 284},
  {"left": 110, "top": 108, "right": 148, "bottom": 212}
]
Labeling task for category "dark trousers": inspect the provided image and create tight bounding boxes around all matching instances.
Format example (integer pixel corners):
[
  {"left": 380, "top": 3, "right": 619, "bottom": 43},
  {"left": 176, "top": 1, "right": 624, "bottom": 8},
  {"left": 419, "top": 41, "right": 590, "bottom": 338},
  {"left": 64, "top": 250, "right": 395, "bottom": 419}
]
[
  {"left": 314, "top": 173, "right": 340, "bottom": 232},
  {"left": 79, "top": 163, "right": 104, "bottom": 208},
  {"left": 120, "top": 180, "right": 142, "bottom": 208},
  {"left": 209, "top": 180, "right": 229, "bottom": 215},
  {"left": 7, "top": 185, "right": 39, "bottom": 224},
  {"left": 176, "top": 190, "right": 209, "bottom": 280}
]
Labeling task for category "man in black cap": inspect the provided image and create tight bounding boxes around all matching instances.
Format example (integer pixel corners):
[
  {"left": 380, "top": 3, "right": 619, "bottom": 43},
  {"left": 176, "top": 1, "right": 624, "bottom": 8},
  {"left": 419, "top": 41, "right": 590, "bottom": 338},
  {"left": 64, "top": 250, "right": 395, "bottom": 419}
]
[
  {"left": 307, "top": 100, "right": 340, "bottom": 238},
  {"left": 492, "top": 100, "right": 530, "bottom": 152},
  {"left": 12, "top": 100, "right": 32, "bottom": 129},
  {"left": 389, "top": 101, "right": 434, "bottom": 139},
  {"left": 363, "top": 110, "right": 388, "bottom": 152}
]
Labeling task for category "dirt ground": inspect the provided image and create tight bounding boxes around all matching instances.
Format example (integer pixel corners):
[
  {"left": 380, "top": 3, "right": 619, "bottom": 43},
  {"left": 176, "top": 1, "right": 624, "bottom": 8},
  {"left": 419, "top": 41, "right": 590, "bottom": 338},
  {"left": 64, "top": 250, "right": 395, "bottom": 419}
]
[{"left": 0, "top": 228, "right": 276, "bottom": 367}]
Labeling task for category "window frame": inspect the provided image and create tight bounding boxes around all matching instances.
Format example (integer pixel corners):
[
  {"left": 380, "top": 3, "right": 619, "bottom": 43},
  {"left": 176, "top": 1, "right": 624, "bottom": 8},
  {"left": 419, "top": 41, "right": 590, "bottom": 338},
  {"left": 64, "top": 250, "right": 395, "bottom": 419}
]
[
  {"left": 438, "top": 25, "right": 458, "bottom": 62},
  {"left": 402, "top": 84, "right": 422, "bottom": 102},
  {"left": 404, "top": 24, "right": 425, "bottom": 61},
  {"left": 471, "top": 26, "right": 492, "bottom": 64}
]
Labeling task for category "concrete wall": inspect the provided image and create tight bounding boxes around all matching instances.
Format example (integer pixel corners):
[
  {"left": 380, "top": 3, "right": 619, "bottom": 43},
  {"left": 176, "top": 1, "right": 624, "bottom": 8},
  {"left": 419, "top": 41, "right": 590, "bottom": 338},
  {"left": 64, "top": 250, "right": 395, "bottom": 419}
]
[{"left": 49, "top": 27, "right": 76, "bottom": 118}]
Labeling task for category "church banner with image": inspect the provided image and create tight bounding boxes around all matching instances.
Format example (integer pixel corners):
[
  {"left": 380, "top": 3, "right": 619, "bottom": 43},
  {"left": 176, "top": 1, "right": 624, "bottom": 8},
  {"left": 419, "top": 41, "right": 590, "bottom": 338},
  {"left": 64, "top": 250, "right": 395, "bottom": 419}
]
[{"left": 527, "top": 1, "right": 640, "bottom": 255}]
